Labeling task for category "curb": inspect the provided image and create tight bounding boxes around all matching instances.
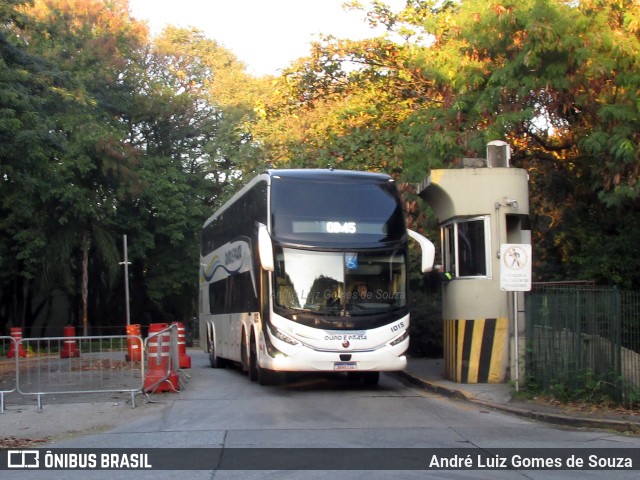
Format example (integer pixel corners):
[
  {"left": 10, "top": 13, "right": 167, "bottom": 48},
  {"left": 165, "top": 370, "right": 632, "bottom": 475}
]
[{"left": 394, "top": 371, "right": 640, "bottom": 435}]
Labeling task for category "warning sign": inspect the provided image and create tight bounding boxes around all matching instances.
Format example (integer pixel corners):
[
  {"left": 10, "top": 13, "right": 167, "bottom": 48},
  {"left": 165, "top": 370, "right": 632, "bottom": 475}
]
[{"left": 500, "top": 244, "right": 532, "bottom": 292}]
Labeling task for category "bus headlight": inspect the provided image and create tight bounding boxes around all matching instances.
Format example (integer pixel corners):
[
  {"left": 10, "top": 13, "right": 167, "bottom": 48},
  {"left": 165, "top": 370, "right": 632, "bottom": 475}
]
[
  {"left": 269, "top": 326, "right": 299, "bottom": 346},
  {"left": 389, "top": 330, "right": 409, "bottom": 346}
]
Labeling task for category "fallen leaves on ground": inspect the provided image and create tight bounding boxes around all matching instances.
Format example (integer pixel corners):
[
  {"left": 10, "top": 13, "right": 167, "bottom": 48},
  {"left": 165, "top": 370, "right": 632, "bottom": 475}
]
[
  {"left": 0, "top": 436, "right": 50, "bottom": 448},
  {"left": 527, "top": 395, "right": 640, "bottom": 419}
]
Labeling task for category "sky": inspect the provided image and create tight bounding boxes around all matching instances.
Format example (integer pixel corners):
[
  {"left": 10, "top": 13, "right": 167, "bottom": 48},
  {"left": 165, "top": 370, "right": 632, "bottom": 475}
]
[{"left": 128, "top": 0, "right": 403, "bottom": 77}]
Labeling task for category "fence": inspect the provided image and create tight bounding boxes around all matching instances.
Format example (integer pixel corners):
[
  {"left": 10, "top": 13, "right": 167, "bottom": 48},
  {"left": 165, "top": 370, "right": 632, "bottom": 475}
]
[
  {"left": 0, "top": 336, "right": 17, "bottom": 413},
  {"left": 0, "top": 324, "right": 185, "bottom": 413},
  {"left": 526, "top": 285, "right": 640, "bottom": 407}
]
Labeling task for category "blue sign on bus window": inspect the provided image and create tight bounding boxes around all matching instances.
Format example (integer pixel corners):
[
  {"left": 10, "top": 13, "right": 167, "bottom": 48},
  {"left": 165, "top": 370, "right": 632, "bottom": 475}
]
[{"left": 345, "top": 255, "right": 358, "bottom": 270}]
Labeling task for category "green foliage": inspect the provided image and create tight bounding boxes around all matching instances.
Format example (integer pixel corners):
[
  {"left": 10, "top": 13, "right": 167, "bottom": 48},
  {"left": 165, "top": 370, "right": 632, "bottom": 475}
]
[
  {"left": 0, "top": 0, "right": 265, "bottom": 333},
  {"left": 4, "top": 0, "right": 640, "bottom": 339},
  {"left": 521, "top": 369, "right": 640, "bottom": 408},
  {"left": 407, "top": 285, "right": 443, "bottom": 358},
  {"left": 255, "top": 0, "right": 640, "bottom": 290}
]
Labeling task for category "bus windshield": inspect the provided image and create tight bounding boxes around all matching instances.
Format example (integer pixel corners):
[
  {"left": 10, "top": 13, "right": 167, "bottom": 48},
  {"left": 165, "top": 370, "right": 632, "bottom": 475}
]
[{"left": 274, "top": 247, "right": 407, "bottom": 317}]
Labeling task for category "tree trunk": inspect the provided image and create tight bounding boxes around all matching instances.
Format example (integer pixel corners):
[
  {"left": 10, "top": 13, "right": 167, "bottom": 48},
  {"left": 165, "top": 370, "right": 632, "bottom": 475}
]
[{"left": 81, "top": 229, "right": 89, "bottom": 337}]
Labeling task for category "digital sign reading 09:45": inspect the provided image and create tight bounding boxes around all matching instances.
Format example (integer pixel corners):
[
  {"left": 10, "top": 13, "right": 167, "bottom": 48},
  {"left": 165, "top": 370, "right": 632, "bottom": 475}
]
[
  {"left": 292, "top": 221, "right": 385, "bottom": 235},
  {"left": 325, "top": 221, "right": 356, "bottom": 234}
]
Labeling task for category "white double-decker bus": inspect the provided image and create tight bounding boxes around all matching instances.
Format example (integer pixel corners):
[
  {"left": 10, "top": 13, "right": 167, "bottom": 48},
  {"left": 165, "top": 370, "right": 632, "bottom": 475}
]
[{"left": 199, "top": 169, "right": 435, "bottom": 385}]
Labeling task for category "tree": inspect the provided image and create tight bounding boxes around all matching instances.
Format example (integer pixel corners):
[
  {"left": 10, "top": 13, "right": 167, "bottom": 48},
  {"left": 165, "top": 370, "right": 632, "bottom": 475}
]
[
  {"left": 1, "top": 1, "right": 266, "bottom": 334},
  {"left": 0, "top": 0, "right": 76, "bottom": 333},
  {"left": 116, "top": 26, "right": 265, "bottom": 326},
  {"left": 255, "top": 0, "right": 640, "bottom": 288},
  {"left": 400, "top": 0, "right": 640, "bottom": 286},
  {"left": 18, "top": 0, "right": 148, "bottom": 334}
]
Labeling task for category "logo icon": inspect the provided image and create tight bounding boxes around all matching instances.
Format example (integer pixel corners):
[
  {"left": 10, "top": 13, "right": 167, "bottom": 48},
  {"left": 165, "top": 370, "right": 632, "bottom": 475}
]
[{"left": 8, "top": 450, "right": 40, "bottom": 469}]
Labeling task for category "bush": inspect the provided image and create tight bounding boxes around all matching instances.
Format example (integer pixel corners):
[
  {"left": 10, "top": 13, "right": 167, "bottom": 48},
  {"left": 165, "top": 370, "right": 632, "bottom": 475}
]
[{"left": 408, "top": 286, "right": 443, "bottom": 358}]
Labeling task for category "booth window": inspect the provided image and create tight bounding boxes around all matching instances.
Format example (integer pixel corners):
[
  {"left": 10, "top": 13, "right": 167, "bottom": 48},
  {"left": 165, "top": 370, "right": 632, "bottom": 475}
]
[{"left": 442, "top": 216, "right": 490, "bottom": 278}]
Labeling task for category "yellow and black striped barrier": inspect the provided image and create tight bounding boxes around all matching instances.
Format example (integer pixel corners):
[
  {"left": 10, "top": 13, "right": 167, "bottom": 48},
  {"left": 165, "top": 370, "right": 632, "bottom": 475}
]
[{"left": 444, "top": 318, "right": 508, "bottom": 383}]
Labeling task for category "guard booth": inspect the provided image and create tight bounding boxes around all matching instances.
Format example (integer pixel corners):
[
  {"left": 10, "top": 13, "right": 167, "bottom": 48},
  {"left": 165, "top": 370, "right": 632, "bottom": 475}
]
[{"left": 417, "top": 141, "right": 530, "bottom": 384}]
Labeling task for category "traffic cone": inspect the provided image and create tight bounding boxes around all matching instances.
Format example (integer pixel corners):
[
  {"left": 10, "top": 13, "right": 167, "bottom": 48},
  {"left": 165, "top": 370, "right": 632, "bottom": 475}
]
[
  {"left": 125, "top": 324, "right": 142, "bottom": 362},
  {"left": 172, "top": 322, "right": 191, "bottom": 369},
  {"left": 6, "top": 327, "right": 27, "bottom": 358},
  {"left": 60, "top": 325, "right": 80, "bottom": 358}
]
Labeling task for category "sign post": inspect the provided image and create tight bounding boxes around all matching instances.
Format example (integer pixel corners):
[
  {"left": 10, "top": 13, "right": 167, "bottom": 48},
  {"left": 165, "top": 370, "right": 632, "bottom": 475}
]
[
  {"left": 500, "top": 244, "right": 532, "bottom": 392},
  {"left": 119, "top": 235, "right": 132, "bottom": 326}
]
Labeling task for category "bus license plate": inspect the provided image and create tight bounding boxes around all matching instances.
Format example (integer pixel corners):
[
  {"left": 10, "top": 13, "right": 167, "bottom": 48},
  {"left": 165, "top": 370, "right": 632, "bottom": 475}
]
[{"left": 334, "top": 362, "right": 357, "bottom": 371}]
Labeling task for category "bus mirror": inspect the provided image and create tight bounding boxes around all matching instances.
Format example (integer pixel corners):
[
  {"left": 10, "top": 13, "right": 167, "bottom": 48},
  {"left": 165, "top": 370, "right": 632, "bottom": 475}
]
[
  {"left": 408, "top": 229, "right": 435, "bottom": 273},
  {"left": 258, "top": 223, "right": 275, "bottom": 272}
]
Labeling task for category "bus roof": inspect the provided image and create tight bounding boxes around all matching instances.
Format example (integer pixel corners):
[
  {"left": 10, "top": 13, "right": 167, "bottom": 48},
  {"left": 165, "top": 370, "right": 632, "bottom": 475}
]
[{"left": 267, "top": 168, "right": 394, "bottom": 183}]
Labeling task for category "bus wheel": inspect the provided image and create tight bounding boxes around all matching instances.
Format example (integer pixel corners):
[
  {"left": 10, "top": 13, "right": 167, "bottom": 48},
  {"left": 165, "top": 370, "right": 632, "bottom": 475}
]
[
  {"left": 361, "top": 371, "right": 380, "bottom": 386},
  {"left": 208, "top": 336, "right": 224, "bottom": 369},
  {"left": 258, "top": 366, "right": 278, "bottom": 386},
  {"left": 241, "top": 330, "right": 249, "bottom": 373},
  {"left": 248, "top": 335, "right": 258, "bottom": 382},
  {"left": 349, "top": 371, "right": 380, "bottom": 386}
]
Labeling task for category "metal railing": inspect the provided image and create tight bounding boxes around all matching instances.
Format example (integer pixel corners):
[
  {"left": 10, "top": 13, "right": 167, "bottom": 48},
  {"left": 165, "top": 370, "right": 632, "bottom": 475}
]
[
  {"left": 1, "top": 324, "right": 189, "bottom": 413},
  {"left": 15, "top": 335, "right": 145, "bottom": 409},
  {"left": 142, "top": 323, "right": 183, "bottom": 394},
  {"left": 526, "top": 285, "right": 640, "bottom": 407},
  {"left": 0, "top": 336, "right": 18, "bottom": 414}
]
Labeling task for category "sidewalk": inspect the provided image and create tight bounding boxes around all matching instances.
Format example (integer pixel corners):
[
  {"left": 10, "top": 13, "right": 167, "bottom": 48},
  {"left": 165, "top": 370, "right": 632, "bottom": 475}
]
[{"left": 400, "top": 357, "right": 640, "bottom": 434}]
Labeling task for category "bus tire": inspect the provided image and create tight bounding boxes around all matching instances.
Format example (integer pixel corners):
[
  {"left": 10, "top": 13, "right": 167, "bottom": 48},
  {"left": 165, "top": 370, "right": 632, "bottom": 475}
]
[
  {"left": 362, "top": 371, "right": 380, "bottom": 386},
  {"left": 248, "top": 333, "right": 258, "bottom": 382},
  {"left": 258, "top": 366, "right": 278, "bottom": 386},
  {"left": 208, "top": 335, "right": 224, "bottom": 369},
  {"left": 241, "top": 329, "right": 249, "bottom": 374},
  {"left": 349, "top": 371, "right": 380, "bottom": 386}
]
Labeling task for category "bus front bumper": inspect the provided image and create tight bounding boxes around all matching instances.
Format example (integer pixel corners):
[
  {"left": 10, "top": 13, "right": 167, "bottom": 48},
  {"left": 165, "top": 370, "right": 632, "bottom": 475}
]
[{"left": 259, "top": 338, "right": 409, "bottom": 373}]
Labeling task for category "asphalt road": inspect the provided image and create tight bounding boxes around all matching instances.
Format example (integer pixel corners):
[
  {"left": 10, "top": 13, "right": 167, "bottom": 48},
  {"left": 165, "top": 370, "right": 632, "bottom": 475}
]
[{"left": 2, "top": 350, "right": 640, "bottom": 479}]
